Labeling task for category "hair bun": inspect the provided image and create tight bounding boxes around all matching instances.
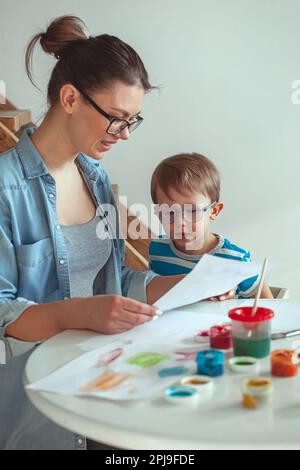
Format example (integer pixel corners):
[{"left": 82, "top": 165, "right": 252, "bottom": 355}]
[
  {"left": 25, "top": 16, "right": 154, "bottom": 103},
  {"left": 40, "top": 15, "right": 88, "bottom": 59}
]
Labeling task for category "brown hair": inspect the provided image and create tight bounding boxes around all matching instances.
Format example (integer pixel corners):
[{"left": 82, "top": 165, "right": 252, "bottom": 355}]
[
  {"left": 25, "top": 15, "right": 154, "bottom": 106},
  {"left": 151, "top": 153, "right": 220, "bottom": 203}
]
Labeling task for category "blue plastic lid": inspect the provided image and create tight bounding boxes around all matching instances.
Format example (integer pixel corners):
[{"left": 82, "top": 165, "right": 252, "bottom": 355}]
[{"left": 196, "top": 349, "right": 225, "bottom": 365}]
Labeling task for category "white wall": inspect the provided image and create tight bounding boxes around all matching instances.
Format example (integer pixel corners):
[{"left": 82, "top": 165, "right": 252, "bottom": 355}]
[{"left": 1, "top": 0, "right": 300, "bottom": 298}]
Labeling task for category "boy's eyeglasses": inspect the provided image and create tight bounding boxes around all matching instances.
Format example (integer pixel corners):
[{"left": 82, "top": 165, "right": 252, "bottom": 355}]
[
  {"left": 78, "top": 89, "right": 143, "bottom": 135},
  {"left": 154, "top": 201, "right": 216, "bottom": 224}
]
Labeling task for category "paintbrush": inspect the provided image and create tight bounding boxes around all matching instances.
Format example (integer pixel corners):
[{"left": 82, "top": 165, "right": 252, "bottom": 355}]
[{"left": 251, "top": 258, "right": 269, "bottom": 316}]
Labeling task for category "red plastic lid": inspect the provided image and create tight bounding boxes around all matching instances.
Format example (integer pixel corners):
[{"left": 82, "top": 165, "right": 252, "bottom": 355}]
[
  {"left": 209, "top": 323, "right": 232, "bottom": 337},
  {"left": 228, "top": 306, "right": 274, "bottom": 322}
]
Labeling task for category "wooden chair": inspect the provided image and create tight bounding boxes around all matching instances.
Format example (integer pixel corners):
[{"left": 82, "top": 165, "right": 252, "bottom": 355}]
[{"left": 112, "top": 184, "right": 151, "bottom": 271}]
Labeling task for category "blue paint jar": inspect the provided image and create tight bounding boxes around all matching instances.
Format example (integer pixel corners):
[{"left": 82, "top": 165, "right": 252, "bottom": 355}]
[
  {"left": 164, "top": 386, "right": 198, "bottom": 404},
  {"left": 196, "top": 349, "right": 224, "bottom": 377}
]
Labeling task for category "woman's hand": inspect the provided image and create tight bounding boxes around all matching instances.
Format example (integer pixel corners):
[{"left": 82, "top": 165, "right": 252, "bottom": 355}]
[
  {"left": 6, "top": 295, "right": 159, "bottom": 342},
  {"left": 207, "top": 289, "right": 235, "bottom": 301},
  {"left": 87, "top": 295, "right": 159, "bottom": 334}
]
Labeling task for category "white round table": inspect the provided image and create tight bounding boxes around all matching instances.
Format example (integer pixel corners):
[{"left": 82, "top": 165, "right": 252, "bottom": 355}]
[{"left": 25, "top": 300, "right": 300, "bottom": 449}]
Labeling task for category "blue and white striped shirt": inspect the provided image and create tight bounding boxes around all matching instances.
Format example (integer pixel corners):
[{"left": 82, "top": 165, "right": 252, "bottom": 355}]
[{"left": 149, "top": 235, "right": 259, "bottom": 297}]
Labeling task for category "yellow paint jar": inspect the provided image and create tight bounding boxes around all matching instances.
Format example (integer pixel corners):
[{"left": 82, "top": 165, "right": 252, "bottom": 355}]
[{"left": 242, "top": 377, "right": 273, "bottom": 409}]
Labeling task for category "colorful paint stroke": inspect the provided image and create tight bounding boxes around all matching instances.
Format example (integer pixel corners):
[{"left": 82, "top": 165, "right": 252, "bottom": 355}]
[
  {"left": 94, "top": 348, "right": 124, "bottom": 368},
  {"left": 158, "top": 366, "right": 189, "bottom": 378},
  {"left": 126, "top": 352, "right": 169, "bottom": 368},
  {"left": 175, "top": 350, "right": 200, "bottom": 361},
  {"left": 80, "top": 370, "right": 131, "bottom": 392}
]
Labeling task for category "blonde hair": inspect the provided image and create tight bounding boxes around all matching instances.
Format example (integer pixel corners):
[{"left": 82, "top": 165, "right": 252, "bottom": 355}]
[{"left": 151, "top": 153, "right": 220, "bottom": 203}]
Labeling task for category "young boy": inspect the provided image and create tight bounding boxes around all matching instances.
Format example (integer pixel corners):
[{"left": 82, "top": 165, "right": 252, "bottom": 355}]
[{"left": 149, "top": 153, "right": 273, "bottom": 299}]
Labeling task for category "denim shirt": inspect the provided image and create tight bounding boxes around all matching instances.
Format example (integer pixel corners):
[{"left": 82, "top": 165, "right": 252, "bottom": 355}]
[{"left": 0, "top": 127, "right": 157, "bottom": 449}]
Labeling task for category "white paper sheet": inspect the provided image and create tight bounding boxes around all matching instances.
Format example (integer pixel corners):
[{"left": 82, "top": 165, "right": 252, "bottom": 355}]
[
  {"left": 78, "top": 311, "right": 228, "bottom": 351},
  {"left": 27, "top": 339, "right": 193, "bottom": 400},
  {"left": 27, "top": 311, "right": 229, "bottom": 400},
  {"left": 154, "top": 254, "right": 264, "bottom": 312}
]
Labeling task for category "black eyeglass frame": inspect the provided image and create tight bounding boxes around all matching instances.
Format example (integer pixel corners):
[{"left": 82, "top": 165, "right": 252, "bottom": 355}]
[{"left": 79, "top": 89, "right": 143, "bottom": 135}]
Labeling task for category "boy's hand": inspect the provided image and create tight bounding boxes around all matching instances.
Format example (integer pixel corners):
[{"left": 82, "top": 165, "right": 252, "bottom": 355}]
[{"left": 207, "top": 289, "right": 235, "bottom": 301}]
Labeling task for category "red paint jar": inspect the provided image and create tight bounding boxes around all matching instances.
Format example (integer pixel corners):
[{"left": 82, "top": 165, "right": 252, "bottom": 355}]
[{"left": 209, "top": 323, "right": 232, "bottom": 350}]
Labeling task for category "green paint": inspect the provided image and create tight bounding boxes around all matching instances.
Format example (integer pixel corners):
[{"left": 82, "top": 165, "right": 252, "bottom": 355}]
[
  {"left": 126, "top": 352, "right": 169, "bottom": 368},
  {"left": 234, "top": 360, "right": 255, "bottom": 366},
  {"left": 233, "top": 336, "right": 271, "bottom": 358}
]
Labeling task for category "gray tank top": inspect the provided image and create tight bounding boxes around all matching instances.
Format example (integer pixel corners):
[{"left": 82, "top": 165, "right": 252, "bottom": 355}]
[{"left": 61, "top": 215, "right": 112, "bottom": 297}]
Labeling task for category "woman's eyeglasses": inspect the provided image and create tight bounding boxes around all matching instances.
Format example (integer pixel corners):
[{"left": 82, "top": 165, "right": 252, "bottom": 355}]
[{"left": 79, "top": 89, "right": 143, "bottom": 135}]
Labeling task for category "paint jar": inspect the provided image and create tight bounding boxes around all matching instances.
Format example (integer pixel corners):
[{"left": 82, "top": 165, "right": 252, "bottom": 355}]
[
  {"left": 271, "top": 349, "right": 299, "bottom": 377},
  {"left": 181, "top": 375, "right": 214, "bottom": 400},
  {"left": 194, "top": 330, "right": 209, "bottom": 344},
  {"left": 228, "top": 306, "right": 274, "bottom": 358},
  {"left": 228, "top": 356, "right": 260, "bottom": 374},
  {"left": 196, "top": 350, "right": 224, "bottom": 377},
  {"left": 164, "top": 386, "right": 198, "bottom": 404},
  {"left": 242, "top": 377, "right": 273, "bottom": 409},
  {"left": 209, "top": 323, "right": 232, "bottom": 350}
]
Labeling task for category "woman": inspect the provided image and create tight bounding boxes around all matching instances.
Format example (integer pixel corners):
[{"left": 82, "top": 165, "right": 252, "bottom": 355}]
[{"left": 0, "top": 16, "right": 232, "bottom": 449}]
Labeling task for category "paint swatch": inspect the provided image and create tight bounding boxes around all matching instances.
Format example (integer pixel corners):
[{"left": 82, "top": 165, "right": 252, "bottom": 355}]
[
  {"left": 126, "top": 352, "right": 169, "bottom": 368},
  {"left": 94, "top": 348, "right": 124, "bottom": 367},
  {"left": 158, "top": 366, "right": 189, "bottom": 377},
  {"left": 81, "top": 370, "right": 131, "bottom": 392}
]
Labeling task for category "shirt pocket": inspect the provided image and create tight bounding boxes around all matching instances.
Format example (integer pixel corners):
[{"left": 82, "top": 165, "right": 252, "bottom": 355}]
[{"left": 15, "top": 237, "right": 58, "bottom": 302}]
